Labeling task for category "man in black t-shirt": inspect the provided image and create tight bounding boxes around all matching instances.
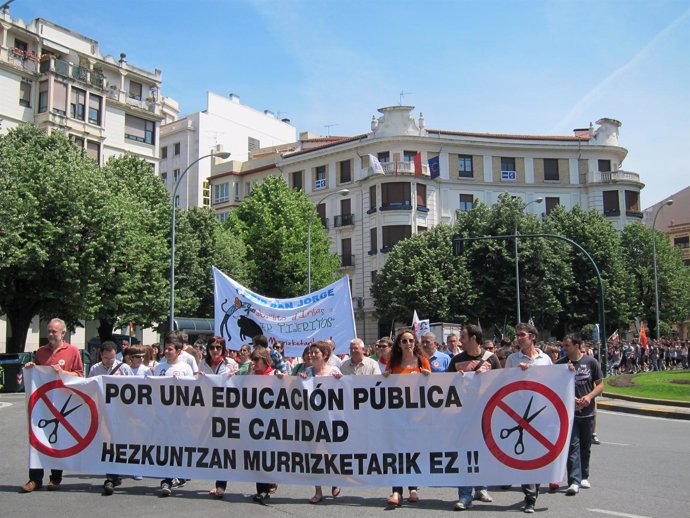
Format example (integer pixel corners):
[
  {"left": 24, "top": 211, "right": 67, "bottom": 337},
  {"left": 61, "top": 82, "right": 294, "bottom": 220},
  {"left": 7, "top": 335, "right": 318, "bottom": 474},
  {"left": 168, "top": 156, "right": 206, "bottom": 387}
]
[
  {"left": 448, "top": 324, "right": 500, "bottom": 510},
  {"left": 557, "top": 336, "right": 603, "bottom": 496}
]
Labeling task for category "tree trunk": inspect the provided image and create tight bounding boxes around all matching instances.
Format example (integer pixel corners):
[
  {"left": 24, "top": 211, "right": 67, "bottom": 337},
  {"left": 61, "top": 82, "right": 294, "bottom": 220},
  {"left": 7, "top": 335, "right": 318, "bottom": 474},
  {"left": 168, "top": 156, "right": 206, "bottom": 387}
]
[
  {"left": 6, "top": 308, "right": 36, "bottom": 354},
  {"left": 97, "top": 319, "right": 115, "bottom": 344}
]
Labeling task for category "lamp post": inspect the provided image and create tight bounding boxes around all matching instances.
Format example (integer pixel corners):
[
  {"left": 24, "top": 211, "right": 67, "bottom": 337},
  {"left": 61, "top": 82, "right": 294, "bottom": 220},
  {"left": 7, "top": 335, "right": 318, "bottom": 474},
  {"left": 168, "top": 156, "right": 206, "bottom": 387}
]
[
  {"left": 307, "top": 188, "right": 349, "bottom": 293},
  {"left": 652, "top": 198, "right": 673, "bottom": 340},
  {"left": 169, "top": 151, "right": 231, "bottom": 331},
  {"left": 515, "top": 197, "right": 543, "bottom": 324}
]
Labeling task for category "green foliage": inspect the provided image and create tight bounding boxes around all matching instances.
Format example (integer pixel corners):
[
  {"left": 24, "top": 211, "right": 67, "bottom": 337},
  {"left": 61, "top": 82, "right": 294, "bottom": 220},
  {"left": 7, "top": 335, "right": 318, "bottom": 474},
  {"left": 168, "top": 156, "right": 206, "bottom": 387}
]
[
  {"left": 371, "top": 224, "right": 474, "bottom": 324},
  {"left": 605, "top": 371, "right": 690, "bottom": 402},
  {"left": 226, "top": 176, "right": 340, "bottom": 297},
  {"left": 655, "top": 320, "right": 673, "bottom": 338},
  {"left": 174, "top": 207, "right": 249, "bottom": 317},
  {"left": 94, "top": 154, "right": 171, "bottom": 334},
  {"left": 620, "top": 222, "right": 690, "bottom": 328},
  {"left": 580, "top": 323, "right": 596, "bottom": 340},
  {"left": 0, "top": 125, "right": 106, "bottom": 351}
]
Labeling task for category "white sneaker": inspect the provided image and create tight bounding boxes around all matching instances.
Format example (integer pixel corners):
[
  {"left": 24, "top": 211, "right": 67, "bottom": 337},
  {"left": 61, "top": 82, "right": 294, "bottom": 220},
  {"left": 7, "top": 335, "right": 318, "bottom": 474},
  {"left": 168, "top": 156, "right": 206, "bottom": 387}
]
[
  {"left": 454, "top": 497, "right": 473, "bottom": 510},
  {"left": 475, "top": 489, "right": 493, "bottom": 502},
  {"left": 580, "top": 479, "right": 591, "bottom": 489},
  {"left": 566, "top": 484, "right": 579, "bottom": 495}
]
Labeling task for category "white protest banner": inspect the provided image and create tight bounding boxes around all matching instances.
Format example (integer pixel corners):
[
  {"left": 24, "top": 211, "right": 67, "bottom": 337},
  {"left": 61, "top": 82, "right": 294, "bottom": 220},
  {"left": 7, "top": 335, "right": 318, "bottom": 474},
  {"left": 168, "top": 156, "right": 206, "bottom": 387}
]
[
  {"left": 26, "top": 365, "right": 574, "bottom": 487},
  {"left": 213, "top": 266, "right": 356, "bottom": 357}
]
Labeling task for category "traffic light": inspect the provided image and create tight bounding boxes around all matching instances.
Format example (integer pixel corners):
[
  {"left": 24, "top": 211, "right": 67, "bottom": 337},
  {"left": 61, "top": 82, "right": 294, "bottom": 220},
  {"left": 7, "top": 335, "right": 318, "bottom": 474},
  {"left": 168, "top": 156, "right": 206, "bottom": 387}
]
[{"left": 452, "top": 235, "right": 465, "bottom": 256}]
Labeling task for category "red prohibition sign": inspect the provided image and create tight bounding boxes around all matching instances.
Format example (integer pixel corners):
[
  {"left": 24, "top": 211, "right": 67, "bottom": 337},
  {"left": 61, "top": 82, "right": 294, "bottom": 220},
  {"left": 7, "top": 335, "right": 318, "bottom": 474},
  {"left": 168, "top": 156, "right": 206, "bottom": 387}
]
[
  {"left": 482, "top": 381, "right": 568, "bottom": 470},
  {"left": 28, "top": 380, "right": 98, "bottom": 458}
]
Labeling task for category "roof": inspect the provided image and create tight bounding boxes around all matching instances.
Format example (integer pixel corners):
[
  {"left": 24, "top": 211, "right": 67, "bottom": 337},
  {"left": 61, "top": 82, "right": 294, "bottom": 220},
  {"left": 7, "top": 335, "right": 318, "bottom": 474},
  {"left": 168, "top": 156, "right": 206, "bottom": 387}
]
[{"left": 427, "top": 129, "right": 591, "bottom": 142}]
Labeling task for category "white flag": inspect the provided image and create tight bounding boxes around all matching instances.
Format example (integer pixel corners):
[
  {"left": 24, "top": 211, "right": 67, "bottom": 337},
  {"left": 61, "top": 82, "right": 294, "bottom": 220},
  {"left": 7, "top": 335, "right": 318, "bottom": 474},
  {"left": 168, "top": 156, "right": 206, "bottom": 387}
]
[{"left": 368, "top": 154, "right": 384, "bottom": 175}]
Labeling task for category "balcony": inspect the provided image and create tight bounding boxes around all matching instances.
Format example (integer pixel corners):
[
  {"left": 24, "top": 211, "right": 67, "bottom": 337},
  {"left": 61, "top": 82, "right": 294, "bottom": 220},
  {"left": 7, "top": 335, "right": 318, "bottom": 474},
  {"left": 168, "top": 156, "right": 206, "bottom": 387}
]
[
  {"left": 380, "top": 201, "right": 412, "bottom": 211},
  {"left": 0, "top": 47, "right": 39, "bottom": 73},
  {"left": 340, "top": 255, "right": 355, "bottom": 268},
  {"left": 626, "top": 210, "right": 644, "bottom": 219},
  {"left": 368, "top": 161, "right": 430, "bottom": 177},
  {"left": 591, "top": 170, "right": 642, "bottom": 185},
  {"left": 333, "top": 214, "right": 355, "bottom": 227},
  {"left": 603, "top": 209, "right": 621, "bottom": 218},
  {"left": 72, "top": 65, "right": 89, "bottom": 82}
]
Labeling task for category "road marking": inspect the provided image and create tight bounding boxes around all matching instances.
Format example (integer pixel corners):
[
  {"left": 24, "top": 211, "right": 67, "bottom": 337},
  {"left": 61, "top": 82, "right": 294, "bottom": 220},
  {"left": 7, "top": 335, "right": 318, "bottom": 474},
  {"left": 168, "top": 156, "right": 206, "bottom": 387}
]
[
  {"left": 599, "top": 409, "right": 690, "bottom": 423},
  {"left": 600, "top": 441, "right": 630, "bottom": 446},
  {"left": 588, "top": 509, "right": 652, "bottom": 518},
  {"left": 0, "top": 402, "right": 12, "bottom": 409}
]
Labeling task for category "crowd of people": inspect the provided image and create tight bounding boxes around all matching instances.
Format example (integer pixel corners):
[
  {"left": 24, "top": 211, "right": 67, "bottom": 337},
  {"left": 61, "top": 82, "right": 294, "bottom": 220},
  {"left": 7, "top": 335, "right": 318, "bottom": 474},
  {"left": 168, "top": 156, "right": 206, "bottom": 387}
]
[
  {"left": 22, "top": 318, "right": 609, "bottom": 513},
  {"left": 607, "top": 338, "right": 689, "bottom": 375}
]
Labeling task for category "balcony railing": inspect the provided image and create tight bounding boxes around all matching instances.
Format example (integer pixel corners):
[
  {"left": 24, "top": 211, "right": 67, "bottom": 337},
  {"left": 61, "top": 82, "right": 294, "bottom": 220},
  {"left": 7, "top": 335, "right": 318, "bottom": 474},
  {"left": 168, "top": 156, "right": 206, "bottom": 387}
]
[
  {"left": 603, "top": 209, "right": 621, "bottom": 217},
  {"left": 0, "top": 47, "right": 39, "bottom": 73},
  {"left": 380, "top": 201, "right": 412, "bottom": 211},
  {"left": 72, "top": 65, "right": 89, "bottom": 82},
  {"left": 626, "top": 210, "right": 644, "bottom": 219},
  {"left": 340, "top": 255, "right": 355, "bottom": 267},
  {"left": 369, "top": 161, "right": 430, "bottom": 177},
  {"left": 591, "top": 170, "right": 642, "bottom": 184},
  {"left": 54, "top": 58, "right": 70, "bottom": 77},
  {"left": 333, "top": 214, "right": 355, "bottom": 227}
]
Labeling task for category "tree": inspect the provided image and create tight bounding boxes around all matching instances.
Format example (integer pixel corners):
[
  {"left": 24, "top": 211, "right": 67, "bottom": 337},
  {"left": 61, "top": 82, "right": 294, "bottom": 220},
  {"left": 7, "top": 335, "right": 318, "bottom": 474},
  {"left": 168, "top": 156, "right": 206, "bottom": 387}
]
[
  {"left": 93, "top": 154, "right": 171, "bottom": 342},
  {"left": 620, "top": 222, "right": 690, "bottom": 331},
  {"left": 371, "top": 224, "right": 474, "bottom": 326},
  {"left": 173, "top": 207, "right": 249, "bottom": 318},
  {"left": 544, "top": 205, "right": 634, "bottom": 336},
  {"left": 226, "top": 176, "right": 340, "bottom": 297},
  {"left": 0, "top": 126, "right": 105, "bottom": 352}
]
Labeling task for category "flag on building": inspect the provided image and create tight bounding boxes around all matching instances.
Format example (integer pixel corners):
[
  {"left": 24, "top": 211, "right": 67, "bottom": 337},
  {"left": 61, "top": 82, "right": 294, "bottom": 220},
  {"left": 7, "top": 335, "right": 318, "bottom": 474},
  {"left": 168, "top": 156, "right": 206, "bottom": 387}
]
[
  {"left": 608, "top": 329, "right": 620, "bottom": 343},
  {"left": 414, "top": 152, "right": 422, "bottom": 177},
  {"left": 368, "top": 154, "right": 384, "bottom": 175},
  {"left": 428, "top": 156, "right": 440, "bottom": 178},
  {"left": 639, "top": 323, "right": 648, "bottom": 348}
]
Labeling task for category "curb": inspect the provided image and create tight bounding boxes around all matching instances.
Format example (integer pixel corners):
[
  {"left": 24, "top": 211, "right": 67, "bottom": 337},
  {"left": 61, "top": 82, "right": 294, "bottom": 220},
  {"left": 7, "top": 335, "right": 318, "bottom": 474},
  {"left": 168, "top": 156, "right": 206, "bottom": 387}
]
[
  {"left": 597, "top": 400, "right": 690, "bottom": 420},
  {"left": 602, "top": 392, "right": 690, "bottom": 408}
]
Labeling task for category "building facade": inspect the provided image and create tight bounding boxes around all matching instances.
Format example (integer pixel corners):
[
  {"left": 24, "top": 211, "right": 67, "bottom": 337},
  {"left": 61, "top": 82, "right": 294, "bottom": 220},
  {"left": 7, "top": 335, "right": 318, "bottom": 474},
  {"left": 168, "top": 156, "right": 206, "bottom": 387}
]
[
  {"left": 209, "top": 105, "right": 645, "bottom": 344},
  {"left": 0, "top": 8, "right": 168, "bottom": 351},
  {"left": 159, "top": 92, "right": 296, "bottom": 210}
]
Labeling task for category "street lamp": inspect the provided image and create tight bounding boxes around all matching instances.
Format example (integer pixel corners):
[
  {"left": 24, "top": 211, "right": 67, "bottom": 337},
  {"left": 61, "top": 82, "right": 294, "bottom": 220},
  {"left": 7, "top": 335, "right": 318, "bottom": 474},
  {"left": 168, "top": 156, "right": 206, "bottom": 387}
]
[
  {"left": 652, "top": 198, "right": 673, "bottom": 340},
  {"left": 307, "top": 188, "right": 350, "bottom": 293},
  {"left": 515, "top": 197, "right": 543, "bottom": 324},
  {"left": 169, "top": 151, "right": 231, "bottom": 331}
]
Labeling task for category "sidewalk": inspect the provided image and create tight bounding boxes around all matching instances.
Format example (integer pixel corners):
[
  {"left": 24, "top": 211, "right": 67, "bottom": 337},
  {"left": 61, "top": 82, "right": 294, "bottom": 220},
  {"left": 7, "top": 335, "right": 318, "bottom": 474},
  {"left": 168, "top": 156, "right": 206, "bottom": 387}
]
[{"left": 599, "top": 392, "right": 690, "bottom": 420}]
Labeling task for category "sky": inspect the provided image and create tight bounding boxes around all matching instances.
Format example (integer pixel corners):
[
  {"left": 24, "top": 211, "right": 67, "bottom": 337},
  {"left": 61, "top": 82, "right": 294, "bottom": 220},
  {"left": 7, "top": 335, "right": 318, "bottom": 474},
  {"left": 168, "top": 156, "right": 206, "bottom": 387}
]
[{"left": 11, "top": 0, "right": 690, "bottom": 207}]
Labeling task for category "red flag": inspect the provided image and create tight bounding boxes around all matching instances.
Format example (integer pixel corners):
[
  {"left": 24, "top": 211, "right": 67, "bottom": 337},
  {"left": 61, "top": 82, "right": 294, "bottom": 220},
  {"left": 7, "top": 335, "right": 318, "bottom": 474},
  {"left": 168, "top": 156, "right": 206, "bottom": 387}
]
[
  {"left": 414, "top": 152, "right": 422, "bottom": 177},
  {"left": 639, "top": 323, "right": 648, "bottom": 348},
  {"left": 129, "top": 322, "right": 134, "bottom": 337}
]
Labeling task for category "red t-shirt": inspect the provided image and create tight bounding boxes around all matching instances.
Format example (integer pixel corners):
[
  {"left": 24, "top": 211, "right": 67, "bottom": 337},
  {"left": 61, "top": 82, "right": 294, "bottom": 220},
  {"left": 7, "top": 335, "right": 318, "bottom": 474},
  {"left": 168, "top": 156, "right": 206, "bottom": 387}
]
[{"left": 33, "top": 342, "right": 84, "bottom": 377}]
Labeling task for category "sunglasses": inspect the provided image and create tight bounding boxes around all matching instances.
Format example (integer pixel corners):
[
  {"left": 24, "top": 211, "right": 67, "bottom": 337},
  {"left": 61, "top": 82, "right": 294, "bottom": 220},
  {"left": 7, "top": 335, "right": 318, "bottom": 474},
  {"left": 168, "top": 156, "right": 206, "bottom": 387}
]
[
  {"left": 208, "top": 345, "right": 223, "bottom": 351},
  {"left": 131, "top": 354, "right": 144, "bottom": 359},
  {"left": 400, "top": 338, "right": 415, "bottom": 344}
]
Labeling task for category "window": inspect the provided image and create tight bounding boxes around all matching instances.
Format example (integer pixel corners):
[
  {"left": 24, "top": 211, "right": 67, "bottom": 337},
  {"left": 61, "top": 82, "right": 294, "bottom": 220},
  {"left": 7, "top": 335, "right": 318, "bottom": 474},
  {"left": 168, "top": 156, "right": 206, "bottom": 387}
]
[
  {"left": 161, "top": 146, "right": 167, "bottom": 159},
  {"left": 234, "top": 182, "right": 240, "bottom": 201},
  {"left": 545, "top": 197, "right": 560, "bottom": 215},
  {"left": 458, "top": 154, "right": 473, "bottom": 178},
  {"left": 70, "top": 135, "right": 85, "bottom": 149},
  {"left": 174, "top": 142, "right": 181, "bottom": 156},
  {"left": 70, "top": 87, "right": 86, "bottom": 120},
  {"left": 338, "top": 159, "right": 352, "bottom": 184},
  {"left": 125, "top": 114, "right": 155, "bottom": 144},
  {"left": 173, "top": 168, "right": 180, "bottom": 182},
  {"left": 129, "top": 81, "right": 143, "bottom": 100},
  {"left": 214, "top": 182, "right": 229, "bottom": 203},
  {"left": 603, "top": 190, "right": 620, "bottom": 216},
  {"left": 18, "top": 81, "right": 31, "bottom": 107},
  {"left": 382, "top": 225, "right": 412, "bottom": 251},
  {"left": 217, "top": 212, "right": 229, "bottom": 223},
  {"left": 314, "top": 165, "right": 326, "bottom": 190},
  {"left": 371, "top": 270, "right": 377, "bottom": 284},
  {"left": 161, "top": 172, "right": 167, "bottom": 185},
  {"left": 459, "top": 194, "right": 474, "bottom": 212},
  {"left": 500, "top": 157, "right": 516, "bottom": 181},
  {"left": 377, "top": 151, "right": 390, "bottom": 163},
  {"left": 335, "top": 199, "right": 353, "bottom": 227},
  {"left": 416, "top": 183, "right": 427, "bottom": 209},
  {"left": 38, "top": 80, "right": 48, "bottom": 113},
  {"left": 52, "top": 81, "right": 67, "bottom": 115},
  {"left": 674, "top": 236, "right": 689, "bottom": 249},
  {"left": 598, "top": 159, "right": 611, "bottom": 172},
  {"left": 245, "top": 182, "right": 251, "bottom": 196},
  {"left": 403, "top": 150, "right": 417, "bottom": 162},
  {"left": 544, "top": 159, "right": 560, "bottom": 181},
  {"left": 418, "top": 226, "right": 427, "bottom": 233},
  {"left": 291, "top": 171, "right": 303, "bottom": 190},
  {"left": 369, "top": 228, "right": 378, "bottom": 254},
  {"left": 14, "top": 38, "right": 28, "bottom": 52},
  {"left": 88, "top": 94, "right": 102, "bottom": 125},
  {"left": 86, "top": 140, "right": 100, "bottom": 163},
  {"left": 248, "top": 137, "right": 260, "bottom": 152},
  {"left": 381, "top": 182, "right": 411, "bottom": 209},
  {"left": 341, "top": 238, "right": 353, "bottom": 267},
  {"left": 625, "top": 190, "right": 640, "bottom": 212},
  {"left": 369, "top": 185, "right": 377, "bottom": 211},
  {"left": 316, "top": 203, "right": 327, "bottom": 229}
]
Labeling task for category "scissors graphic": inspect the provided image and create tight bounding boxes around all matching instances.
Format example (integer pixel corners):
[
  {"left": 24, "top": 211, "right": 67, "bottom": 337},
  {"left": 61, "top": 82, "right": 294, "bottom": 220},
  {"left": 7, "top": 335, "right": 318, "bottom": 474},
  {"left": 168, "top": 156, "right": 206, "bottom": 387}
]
[
  {"left": 37, "top": 394, "right": 82, "bottom": 444},
  {"left": 499, "top": 396, "right": 547, "bottom": 455}
]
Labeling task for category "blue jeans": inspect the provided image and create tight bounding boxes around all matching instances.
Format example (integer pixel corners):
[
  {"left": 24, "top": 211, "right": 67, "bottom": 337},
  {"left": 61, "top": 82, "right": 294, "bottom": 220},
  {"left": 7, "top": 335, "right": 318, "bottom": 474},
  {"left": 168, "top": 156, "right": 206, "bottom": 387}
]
[
  {"left": 457, "top": 486, "right": 487, "bottom": 500},
  {"left": 567, "top": 416, "right": 594, "bottom": 485}
]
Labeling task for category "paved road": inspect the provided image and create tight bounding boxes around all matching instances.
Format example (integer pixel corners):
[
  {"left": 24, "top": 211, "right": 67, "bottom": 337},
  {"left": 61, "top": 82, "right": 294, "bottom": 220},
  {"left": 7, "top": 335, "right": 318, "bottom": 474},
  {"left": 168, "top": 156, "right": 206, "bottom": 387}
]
[{"left": 1, "top": 392, "right": 689, "bottom": 518}]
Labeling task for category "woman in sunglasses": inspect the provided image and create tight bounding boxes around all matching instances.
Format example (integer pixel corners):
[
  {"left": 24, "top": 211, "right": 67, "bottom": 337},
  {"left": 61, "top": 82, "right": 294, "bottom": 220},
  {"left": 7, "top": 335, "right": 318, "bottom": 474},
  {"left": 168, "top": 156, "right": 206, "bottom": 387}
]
[
  {"left": 382, "top": 329, "right": 430, "bottom": 507},
  {"left": 124, "top": 346, "right": 152, "bottom": 376},
  {"left": 198, "top": 335, "right": 237, "bottom": 499}
]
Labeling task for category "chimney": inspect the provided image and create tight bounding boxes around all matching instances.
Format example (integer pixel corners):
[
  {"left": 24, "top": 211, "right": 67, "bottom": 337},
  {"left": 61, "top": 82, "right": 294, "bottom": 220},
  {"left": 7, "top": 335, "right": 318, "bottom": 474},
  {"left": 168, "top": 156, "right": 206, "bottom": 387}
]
[
  {"left": 119, "top": 52, "right": 127, "bottom": 65},
  {"left": 229, "top": 93, "right": 240, "bottom": 103}
]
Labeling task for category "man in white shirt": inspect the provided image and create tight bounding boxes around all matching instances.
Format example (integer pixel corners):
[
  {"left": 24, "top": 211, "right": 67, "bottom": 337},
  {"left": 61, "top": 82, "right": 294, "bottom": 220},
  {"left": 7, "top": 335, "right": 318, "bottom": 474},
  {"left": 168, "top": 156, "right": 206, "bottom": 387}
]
[
  {"left": 90, "top": 342, "right": 133, "bottom": 377},
  {"left": 341, "top": 338, "right": 381, "bottom": 376}
]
